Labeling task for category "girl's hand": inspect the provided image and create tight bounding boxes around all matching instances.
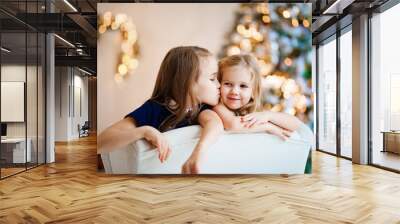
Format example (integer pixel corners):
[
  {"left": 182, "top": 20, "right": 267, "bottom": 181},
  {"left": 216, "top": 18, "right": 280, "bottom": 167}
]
[
  {"left": 182, "top": 151, "right": 203, "bottom": 174},
  {"left": 143, "top": 126, "right": 171, "bottom": 163},
  {"left": 241, "top": 112, "right": 269, "bottom": 128},
  {"left": 265, "top": 123, "right": 293, "bottom": 141}
]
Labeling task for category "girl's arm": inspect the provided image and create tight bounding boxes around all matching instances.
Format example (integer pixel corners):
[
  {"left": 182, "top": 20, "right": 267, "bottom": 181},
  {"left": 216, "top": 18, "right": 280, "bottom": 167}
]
[
  {"left": 182, "top": 109, "right": 224, "bottom": 174},
  {"left": 212, "top": 103, "right": 245, "bottom": 131},
  {"left": 228, "top": 122, "right": 292, "bottom": 140},
  {"left": 265, "top": 112, "right": 302, "bottom": 131},
  {"left": 242, "top": 111, "right": 303, "bottom": 132},
  {"left": 213, "top": 104, "right": 292, "bottom": 139},
  {"left": 98, "top": 117, "right": 170, "bottom": 162}
]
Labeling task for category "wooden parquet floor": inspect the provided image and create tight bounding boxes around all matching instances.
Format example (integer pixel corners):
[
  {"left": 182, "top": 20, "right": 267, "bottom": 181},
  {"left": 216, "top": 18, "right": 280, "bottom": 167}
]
[{"left": 1, "top": 135, "right": 400, "bottom": 223}]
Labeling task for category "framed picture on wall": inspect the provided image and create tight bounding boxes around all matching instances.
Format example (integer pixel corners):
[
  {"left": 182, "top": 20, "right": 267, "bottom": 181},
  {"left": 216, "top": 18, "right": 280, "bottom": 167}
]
[{"left": 1, "top": 81, "right": 25, "bottom": 122}]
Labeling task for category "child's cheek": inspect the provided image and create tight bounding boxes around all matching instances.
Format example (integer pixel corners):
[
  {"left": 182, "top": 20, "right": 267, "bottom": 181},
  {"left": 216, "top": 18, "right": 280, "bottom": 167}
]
[{"left": 220, "top": 88, "right": 227, "bottom": 99}]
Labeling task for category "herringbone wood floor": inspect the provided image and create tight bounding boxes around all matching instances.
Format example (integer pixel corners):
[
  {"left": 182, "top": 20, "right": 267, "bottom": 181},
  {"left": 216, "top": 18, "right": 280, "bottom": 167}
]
[{"left": 1, "top": 135, "right": 400, "bottom": 224}]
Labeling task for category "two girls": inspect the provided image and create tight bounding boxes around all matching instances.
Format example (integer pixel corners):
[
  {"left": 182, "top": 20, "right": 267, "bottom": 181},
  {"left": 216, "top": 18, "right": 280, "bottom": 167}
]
[
  {"left": 98, "top": 46, "right": 304, "bottom": 174},
  {"left": 98, "top": 46, "right": 224, "bottom": 174}
]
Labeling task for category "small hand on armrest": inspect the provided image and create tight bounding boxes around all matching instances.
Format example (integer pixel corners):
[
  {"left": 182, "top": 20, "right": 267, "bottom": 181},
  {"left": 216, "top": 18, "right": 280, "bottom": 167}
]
[
  {"left": 142, "top": 126, "right": 171, "bottom": 163},
  {"left": 213, "top": 104, "right": 294, "bottom": 140},
  {"left": 244, "top": 111, "right": 302, "bottom": 132},
  {"left": 97, "top": 117, "right": 170, "bottom": 163}
]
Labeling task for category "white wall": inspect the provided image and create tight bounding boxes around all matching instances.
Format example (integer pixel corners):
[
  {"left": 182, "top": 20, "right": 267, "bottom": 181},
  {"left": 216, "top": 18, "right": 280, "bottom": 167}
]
[
  {"left": 72, "top": 73, "right": 89, "bottom": 138},
  {"left": 55, "top": 67, "right": 69, "bottom": 141},
  {"left": 97, "top": 3, "right": 239, "bottom": 133},
  {"left": 55, "top": 67, "right": 89, "bottom": 141}
]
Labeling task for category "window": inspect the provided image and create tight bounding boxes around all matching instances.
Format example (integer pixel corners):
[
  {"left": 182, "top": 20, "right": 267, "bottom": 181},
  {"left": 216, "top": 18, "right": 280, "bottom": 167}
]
[
  {"left": 371, "top": 3, "right": 400, "bottom": 171},
  {"left": 317, "top": 36, "right": 337, "bottom": 155},
  {"left": 339, "top": 28, "right": 352, "bottom": 158}
]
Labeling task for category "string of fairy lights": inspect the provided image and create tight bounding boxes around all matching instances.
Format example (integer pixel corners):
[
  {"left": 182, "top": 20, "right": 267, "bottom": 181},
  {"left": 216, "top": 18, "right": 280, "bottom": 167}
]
[{"left": 98, "top": 12, "right": 140, "bottom": 83}]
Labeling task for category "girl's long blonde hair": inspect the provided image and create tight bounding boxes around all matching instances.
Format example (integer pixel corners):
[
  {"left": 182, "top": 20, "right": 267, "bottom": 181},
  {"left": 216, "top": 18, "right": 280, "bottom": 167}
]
[
  {"left": 218, "top": 54, "right": 262, "bottom": 116},
  {"left": 151, "top": 46, "right": 212, "bottom": 132}
]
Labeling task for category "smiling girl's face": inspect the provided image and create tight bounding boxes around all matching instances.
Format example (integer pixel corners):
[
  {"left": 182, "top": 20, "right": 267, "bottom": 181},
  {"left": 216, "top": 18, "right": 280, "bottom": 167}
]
[{"left": 220, "top": 65, "right": 253, "bottom": 110}]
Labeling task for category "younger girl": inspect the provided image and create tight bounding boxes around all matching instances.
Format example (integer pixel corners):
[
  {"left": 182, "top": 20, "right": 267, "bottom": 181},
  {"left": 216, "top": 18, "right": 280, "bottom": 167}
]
[
  {"left": 213, "top": 54, "right": 303, "bottom": 139},
  {"left": 98, "top": 46, "right": 224, "bottom": 174}
]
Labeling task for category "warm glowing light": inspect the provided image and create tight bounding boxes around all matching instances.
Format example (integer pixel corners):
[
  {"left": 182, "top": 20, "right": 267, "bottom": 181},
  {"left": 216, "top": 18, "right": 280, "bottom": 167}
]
[
  {"left": 263, "top": 75, "right": 285, "bottom": 89},
  {"left": 127, "top": 30, "right": 137, "bottom": 44},
  {"left": 282, "top": 79, "right": 299, "bottom": 98},
  {"left": 242, "top": 28, "right": 252, "bottom": 38},
  {"left": 243, "top": 15, "right": 252, "bottom": 23},
  {"left": 260, "top": 64, "right": 273, "bottom": 76},
  {"left": 262, "top": 15, "right": 270, "bottom": 24},
  {"left": 227, "top": 46, "right": 241, "bottom": 56},
  {"left": 303, "top": 20, "right": 310, "bottom": 28},
  {"left": 124, "top": 21, "right": 135, "bottom": 31},
  {"left": 271, "top": 104, "right": 282, "bottom": 112},
  {"left": 120, "top": 22, "right": 127, "bottom": 32},
  {"left": 231, "top": 33, "right": 242, "bottom": 44},
  {"left": 261, "top": 6, "right": 269, "bottom": 14},
  {"left": 103, "top": 12, "right": 112, "bottom": 27},
  {"left": 253, "top": 32, "right": 263, "bottom": 42},
  {"left": 284, "top": 57, "right": 293, "bottom": 66},
  {"left": 291, "top": 19, "right": 299, "bottom": 27},
  {"left": 294, "top": 94, "right": 307, "bottom": 112},
  {"left": 282, "top": 10, "right": 291, "bottom": 19},
  {"left": 99, "top": 12, "right": 139, "bottom": 82},
  {"left": 236, "top": 24, "right": 246, "bottom": 35},
  {"left": 240, "top": 38, "right": 252, "bottom": 52},
  {"left": 98, "top": 24, "right": 107, "bottom": 34},
  {"left": 118, "top": 64, "right": 128, "bottom": 75},
  {"left": 122, "top": 54, "right": 131, "bottom": 64},
  {"left": 256, "top": 5, "right": 263, "bottom": 13},
  {"left": 288, "top": 108, "right": 296, "bottom": 115},
  {"left": 111, "top": 21, "right": 119, "bottom": 30},
  {"left": 249, "top": 26, "right": 257, "bottom": 36},
  {"left": 257, "top": 4, "right": 269, "bottom": 14},
  {"left": 128, "top": 58, "right": 139, "bottom": 70},
  {"left": 103, "top": 11, "right": 112, "bottom": 21},
  {"left": 115, "top": 14, "right": 127, "bottom": 25}
]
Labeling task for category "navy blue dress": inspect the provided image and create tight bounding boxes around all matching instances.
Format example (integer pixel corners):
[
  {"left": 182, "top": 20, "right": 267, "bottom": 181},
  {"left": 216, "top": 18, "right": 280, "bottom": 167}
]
[{"left": 125, "top": 100, "right": 210, "bottom": 132}]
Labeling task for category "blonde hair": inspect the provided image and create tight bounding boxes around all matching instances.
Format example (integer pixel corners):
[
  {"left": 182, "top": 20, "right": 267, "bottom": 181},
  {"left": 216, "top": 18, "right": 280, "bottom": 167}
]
[
  {"left": 218, "top": 54, "right": 262, "bottom": 116},
  {"left": 151, "top": 46, "right": 212, "bottom": 131}
]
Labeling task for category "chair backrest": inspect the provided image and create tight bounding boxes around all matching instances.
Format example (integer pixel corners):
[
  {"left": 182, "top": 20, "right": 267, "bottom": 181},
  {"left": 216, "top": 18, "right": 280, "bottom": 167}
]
[
  {"left": 101, "top": 124, "right": 313, "bottom": 174},
  {"left": 82, "top": 121, "right": 90, "bottom": 129}
]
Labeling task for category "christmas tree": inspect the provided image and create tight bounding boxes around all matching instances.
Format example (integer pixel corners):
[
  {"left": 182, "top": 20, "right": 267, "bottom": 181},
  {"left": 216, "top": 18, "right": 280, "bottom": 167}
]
[{"left": 219, "top": 3, "right": 313, "bottom": 127}]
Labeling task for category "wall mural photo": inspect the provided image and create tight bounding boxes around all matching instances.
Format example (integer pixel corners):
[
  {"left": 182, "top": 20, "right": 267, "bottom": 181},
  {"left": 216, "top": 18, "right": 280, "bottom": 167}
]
[{"left": 97, "top": 3, "right": 314, "bottom": 175}]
